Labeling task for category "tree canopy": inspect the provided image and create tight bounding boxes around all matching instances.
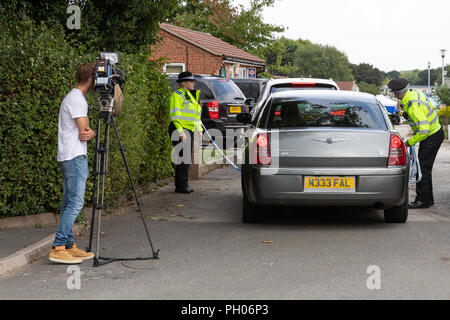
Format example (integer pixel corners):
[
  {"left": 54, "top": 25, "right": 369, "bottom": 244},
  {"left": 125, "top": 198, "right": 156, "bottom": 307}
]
[
  {"left": 5, "top": 0, "right": 179, "bottom": 53},
  {"left": 292, "top": 43, "right": 354, "bottom": 81},
  {"left": 171, "top": 0, "right": 284, "bottom": 55}
]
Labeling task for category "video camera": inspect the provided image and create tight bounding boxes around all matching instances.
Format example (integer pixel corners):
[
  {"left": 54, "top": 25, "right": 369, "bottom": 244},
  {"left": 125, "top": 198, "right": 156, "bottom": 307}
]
[{"left": 94, "top": 52, "right": 124, "bottom": 114}]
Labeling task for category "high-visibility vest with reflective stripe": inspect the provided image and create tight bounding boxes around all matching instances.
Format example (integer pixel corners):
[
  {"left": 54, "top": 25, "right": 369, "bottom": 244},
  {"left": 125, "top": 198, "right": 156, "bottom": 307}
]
[
  {"left": 169, "top": 88, "right": 203, "bottom": 133},
  {"left": 401, "top": 90, "right": 441, "bottom": 146}
]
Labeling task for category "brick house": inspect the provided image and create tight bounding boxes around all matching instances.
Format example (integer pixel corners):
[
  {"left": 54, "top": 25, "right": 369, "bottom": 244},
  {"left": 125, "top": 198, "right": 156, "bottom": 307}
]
[
  {"left": 336, "top": 81, "right": 359, "bottom": 92},
  {"left": 150, "top": 23, "right": 266, "bottom": 78}
]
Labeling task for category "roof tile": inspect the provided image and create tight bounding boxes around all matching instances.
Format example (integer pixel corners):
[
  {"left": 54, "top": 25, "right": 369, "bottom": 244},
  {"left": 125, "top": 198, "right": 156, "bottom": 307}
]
[{"left": 160, "top": 23, "right": 265, "bottom": 64}]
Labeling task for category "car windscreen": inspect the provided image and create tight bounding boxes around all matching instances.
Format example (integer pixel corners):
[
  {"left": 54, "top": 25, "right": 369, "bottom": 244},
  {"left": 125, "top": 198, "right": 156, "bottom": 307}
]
[
  {"left": 210, "top": 79, "right": 246, "bottom": 101},
  {"left": 267, "top": 98, "right": 387, "bottom": 129}
]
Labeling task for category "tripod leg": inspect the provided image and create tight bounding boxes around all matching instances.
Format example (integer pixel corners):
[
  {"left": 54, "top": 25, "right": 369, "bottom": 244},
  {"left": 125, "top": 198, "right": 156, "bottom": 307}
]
[
  {"left": 88, "top": 117, "right": 103, "bottom": 252},
  {"left": 111, "top": 116, "right": 159, "bottom": 259},
  {"left": 94, "top": 115, "right": 112, "bottom": 264}
]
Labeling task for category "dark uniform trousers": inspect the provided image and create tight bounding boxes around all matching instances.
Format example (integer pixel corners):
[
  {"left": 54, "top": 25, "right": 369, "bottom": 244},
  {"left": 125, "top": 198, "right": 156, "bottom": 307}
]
[
  {"left": 168, "top": 122, "right": 194, "bottom": 189},
  {"left": 415, "top": 127, "right": 444, "bottom": 204}
]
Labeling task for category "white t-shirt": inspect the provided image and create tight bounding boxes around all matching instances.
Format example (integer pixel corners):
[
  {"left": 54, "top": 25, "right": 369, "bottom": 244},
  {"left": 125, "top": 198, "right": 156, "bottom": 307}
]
[{"left": 57, "top": 88, "right": 89, "bottom": 162}]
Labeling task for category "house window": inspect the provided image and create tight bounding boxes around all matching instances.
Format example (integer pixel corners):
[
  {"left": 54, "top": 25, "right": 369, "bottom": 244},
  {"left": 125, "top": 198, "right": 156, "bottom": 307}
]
[
  {"left": 239, "top": 68, "right": 247, "bottom": 78},
  {"left": 164, "top": 63, "right": 185, "bottom": 74}
]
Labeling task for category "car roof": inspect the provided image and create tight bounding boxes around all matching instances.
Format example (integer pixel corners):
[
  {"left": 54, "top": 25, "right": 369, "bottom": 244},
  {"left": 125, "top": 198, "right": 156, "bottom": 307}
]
[
  {"left": 270, "top": 89, "right": 378, "bottom": 104},
  {"left": 231, "top": 78, "right": 267, "bottom": 82},
  {"left": 268, "top": 77, "right": 339, "bottom": 89}
]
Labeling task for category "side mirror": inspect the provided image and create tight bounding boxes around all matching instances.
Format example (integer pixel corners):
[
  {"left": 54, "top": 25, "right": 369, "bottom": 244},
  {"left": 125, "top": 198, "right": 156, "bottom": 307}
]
[
  {"left": 236, "top": 113, "right": 252, "bottom": 124},
  {"left": 245, "top": 98, "right": 255, "bottom": 106}
]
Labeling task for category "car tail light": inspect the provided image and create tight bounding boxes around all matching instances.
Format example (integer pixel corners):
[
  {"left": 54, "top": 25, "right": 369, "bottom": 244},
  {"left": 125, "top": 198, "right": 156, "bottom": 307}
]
[
  {"left": 274, "top": 110, "right": 281, "bottom": 117},
  {"left": 292, "top": 82, "right": 316, "bottom": 88},
  {"left": 252, "top": 133, "right": 271, "bottom": 165},
  {"left": 330, "top": 110, "right": 346, "bottom": 116},
  {"left": 207, "top": 101, "right": 219, "bottom": 119},
  {"left": 388, "top": 133, "right": 406, "bottom": 167}
]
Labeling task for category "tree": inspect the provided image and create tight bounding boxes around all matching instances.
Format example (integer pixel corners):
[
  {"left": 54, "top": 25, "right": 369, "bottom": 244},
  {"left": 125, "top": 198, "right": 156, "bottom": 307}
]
[
  {"left": 292, "top": 43, "right": 354, "bottom": 81},
  {"left": 357, "top": 81, "right": 381, "bottom": 95},
  {"left": 172, "top": 0, "right": 284, "bottom": 55},
  {"left": 261, "top": 37, "right": 311, "bottom": 77},
  {"left": 417, "top": 68, "right": 438, "bottom": 86},
  {"left": 436, "top": 65, "right": 450, "bottom": 86},
  {"left": 350, "top": 63, "right": 383, "bottom": 86},
  {"left": 435, "top": 85, "right": 450, "bottom": 105},
  {"left": 5, "top": 0, "right": 179, "bottom": 53},
  {"left": 383, "top": 70, "right": 401, "bottom": 80}
]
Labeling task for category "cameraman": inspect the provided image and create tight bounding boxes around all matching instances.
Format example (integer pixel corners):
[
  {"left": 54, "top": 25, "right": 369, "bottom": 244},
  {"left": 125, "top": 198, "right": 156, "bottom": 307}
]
[{"left": 48, "top": 63, "right": 96, "bottom": 264}]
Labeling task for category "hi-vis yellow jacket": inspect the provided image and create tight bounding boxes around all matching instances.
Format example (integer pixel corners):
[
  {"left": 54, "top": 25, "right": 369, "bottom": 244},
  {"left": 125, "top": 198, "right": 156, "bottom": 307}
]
[
  {"left": 169, "top": 88, "right": 203, "bottom": 133},
  {"left": 400, "top": 90, "right": 441, "bottom": 146}
]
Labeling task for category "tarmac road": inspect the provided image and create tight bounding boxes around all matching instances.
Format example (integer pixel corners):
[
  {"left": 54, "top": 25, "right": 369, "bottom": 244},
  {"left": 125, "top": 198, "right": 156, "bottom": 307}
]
[{"left": 1, "top": 125, "right": 450, "bottom": 300}]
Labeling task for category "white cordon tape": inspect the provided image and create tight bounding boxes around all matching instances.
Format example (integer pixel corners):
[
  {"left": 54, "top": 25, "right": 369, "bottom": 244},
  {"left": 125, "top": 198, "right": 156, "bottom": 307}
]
[
  {"left": 201, "top": 123, "right": 242, "bottom": 172},
  {"left": 408, "top": 146, "right": 422, "bottom": 184}
]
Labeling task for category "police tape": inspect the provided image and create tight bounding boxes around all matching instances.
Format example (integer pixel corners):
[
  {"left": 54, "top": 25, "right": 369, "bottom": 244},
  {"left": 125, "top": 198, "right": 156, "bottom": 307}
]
[
  {"left": 408, "top": 146, "right": 422, "bottom": 184},
  {"left": 201, "top": 123, "right": 242, "bottom": 172}
]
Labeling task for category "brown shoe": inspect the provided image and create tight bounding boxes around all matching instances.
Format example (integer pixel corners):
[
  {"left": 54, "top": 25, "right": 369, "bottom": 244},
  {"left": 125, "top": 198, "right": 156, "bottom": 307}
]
[
  {"left": 49, "top": 246, "right": 82, "bottom": 264},
  {"left": 67, "top": 243, "right": 94, "bottom": 260}
]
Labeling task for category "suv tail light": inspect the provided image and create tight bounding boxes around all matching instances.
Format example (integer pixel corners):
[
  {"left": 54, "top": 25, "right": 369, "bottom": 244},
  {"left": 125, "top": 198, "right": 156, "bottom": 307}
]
[
  {"left": 207, "top": 100, "right": 219, "bottom": 119},
  {"left": 292, "top": 82, "right": 316, "bottom": 88},
  {"left": 388, "top": 133, "right": 406, "bottom": 167},
  {"left": 252, "top": 133, "right": 271, "bottom": 165}
]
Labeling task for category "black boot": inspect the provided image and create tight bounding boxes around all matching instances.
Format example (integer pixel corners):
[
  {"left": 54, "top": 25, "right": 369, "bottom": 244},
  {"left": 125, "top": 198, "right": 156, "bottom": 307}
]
[{"left": 408, "top": 200, "right": 431, "bottom": 209}]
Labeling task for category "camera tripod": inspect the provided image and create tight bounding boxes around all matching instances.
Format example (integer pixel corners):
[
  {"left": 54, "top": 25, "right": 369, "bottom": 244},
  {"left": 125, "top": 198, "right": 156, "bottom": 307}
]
[{"left": 87, "top": 110, "right": 159, "bottom": 267}]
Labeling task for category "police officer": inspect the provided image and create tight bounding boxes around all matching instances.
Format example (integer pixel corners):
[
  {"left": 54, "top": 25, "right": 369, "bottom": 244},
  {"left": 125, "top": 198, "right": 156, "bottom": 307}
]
[
  {"left": 388, "top": 78, "right": 444, "bottom": 209},
  {"left": 168, "top": 71, "right": 203, "bottom": 194}
]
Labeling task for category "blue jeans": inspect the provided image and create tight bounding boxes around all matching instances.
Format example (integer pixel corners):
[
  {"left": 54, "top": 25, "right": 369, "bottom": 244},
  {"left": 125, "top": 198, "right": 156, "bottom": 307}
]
[{"left": 52, "top": 155, "right": 89, "bottom": 247}]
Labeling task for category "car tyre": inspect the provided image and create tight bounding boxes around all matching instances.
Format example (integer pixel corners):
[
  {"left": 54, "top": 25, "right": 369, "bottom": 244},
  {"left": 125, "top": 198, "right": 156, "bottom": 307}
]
[
  {"left": 384, "top": 188, "right": 408, "bottom": 223},
  {"left": 241, "top": 174, "right": 263, "bottom": 223},
  {"left": 242, "top": 190, "right": 263, "bottom": 223}
]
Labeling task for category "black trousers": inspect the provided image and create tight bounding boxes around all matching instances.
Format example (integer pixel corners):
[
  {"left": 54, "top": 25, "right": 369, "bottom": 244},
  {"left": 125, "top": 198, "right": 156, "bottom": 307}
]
[
  {"left": 168, "top": 122, "right": 193, "bottom": 189},
  {"left": 415, "top": 127, "right": 444, "bottom": 204}
]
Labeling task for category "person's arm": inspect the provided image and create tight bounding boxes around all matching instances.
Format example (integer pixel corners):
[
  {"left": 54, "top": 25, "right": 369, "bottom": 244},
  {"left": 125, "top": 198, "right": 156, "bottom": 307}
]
[{"left": 75, "top": 116, "right": 95, "bottom": 141}]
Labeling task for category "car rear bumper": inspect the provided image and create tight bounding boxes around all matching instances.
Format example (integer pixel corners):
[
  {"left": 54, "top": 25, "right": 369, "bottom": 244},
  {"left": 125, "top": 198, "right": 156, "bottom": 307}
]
[{"left": 243, "top": 166, "right": 408, "bottom": 208}]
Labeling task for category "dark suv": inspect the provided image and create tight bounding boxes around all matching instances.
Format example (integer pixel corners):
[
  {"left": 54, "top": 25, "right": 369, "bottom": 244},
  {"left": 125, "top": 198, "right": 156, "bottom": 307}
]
[
  {"left": 230, "top": 78, "right": 267, "bottom": 103},
  {"left": 168, "top": 74, "right": 251, "bottom": 139}
]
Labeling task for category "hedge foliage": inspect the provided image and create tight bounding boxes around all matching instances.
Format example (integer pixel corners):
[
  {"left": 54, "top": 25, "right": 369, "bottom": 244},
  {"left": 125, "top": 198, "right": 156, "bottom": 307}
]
[{"left": 0, "top": 6, "right": 173, "bottom": 217}]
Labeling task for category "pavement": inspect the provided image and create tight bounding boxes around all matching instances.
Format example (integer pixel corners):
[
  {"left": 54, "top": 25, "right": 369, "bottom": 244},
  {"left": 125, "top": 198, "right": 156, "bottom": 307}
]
[{"left": 1, "top": 124, "right": 450, "bottom": 299}]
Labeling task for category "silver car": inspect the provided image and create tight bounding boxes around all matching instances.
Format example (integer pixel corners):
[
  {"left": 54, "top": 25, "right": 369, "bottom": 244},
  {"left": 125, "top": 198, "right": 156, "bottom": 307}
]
[{"left": 238, "top": 90, "right": 409, "bottom": 223}]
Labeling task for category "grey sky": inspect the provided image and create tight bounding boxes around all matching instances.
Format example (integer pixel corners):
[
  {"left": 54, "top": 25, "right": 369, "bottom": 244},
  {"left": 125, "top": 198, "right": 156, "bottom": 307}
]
[{"left": 235, "top": 0, "right": 450, "bottom": 72}]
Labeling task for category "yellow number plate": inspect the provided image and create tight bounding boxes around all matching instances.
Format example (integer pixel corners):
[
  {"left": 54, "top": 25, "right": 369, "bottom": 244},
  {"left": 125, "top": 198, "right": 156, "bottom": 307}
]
[
  {"left": 229, "top": 106, "right": 242, "bottom": 113},
  {"left": 304, "top": 176, "right": 355, "bottom": 192}
]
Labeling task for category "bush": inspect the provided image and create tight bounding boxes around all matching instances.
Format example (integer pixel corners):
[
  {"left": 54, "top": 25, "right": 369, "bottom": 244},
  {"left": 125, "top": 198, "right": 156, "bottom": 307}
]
[{"left": 0, "top": 8, "right": 173, "bottom": 217}]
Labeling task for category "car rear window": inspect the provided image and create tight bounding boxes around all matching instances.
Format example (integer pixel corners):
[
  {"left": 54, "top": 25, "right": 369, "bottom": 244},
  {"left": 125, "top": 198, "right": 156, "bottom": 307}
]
[
  {"left": 210, "top": 79, "right": 246, "bottom": 101},
  {"left": 267, "top": 98, "right": 387, "bottom": 129},
  {"left": 194, "top": 81, "right": 214, "bottom": 100},
  {"left": 271, "top": 83, "right": 338, "bottom": 94}
]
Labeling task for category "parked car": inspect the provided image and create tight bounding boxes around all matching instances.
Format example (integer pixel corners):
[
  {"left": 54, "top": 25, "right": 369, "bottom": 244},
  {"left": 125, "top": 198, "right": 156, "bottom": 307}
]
[
  {"left": 168, "top": 74, "right": 253, "bottom": 144},
  {"left": 230, "top": 78, "right": 267, "bottom": 105},
  {"left": 376, "top": 94, "right": 401, "bottom": 125},
  {"left": 237, "top": 90, "right": 409, "bottom": 224},
  {"left": 250, "top": 78, "right": 340, "bottom": 123}
]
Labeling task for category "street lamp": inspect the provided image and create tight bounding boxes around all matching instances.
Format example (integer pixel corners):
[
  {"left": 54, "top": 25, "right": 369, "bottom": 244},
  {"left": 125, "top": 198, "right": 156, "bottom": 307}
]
[
  {"left": 428, "top": 61, "right": 431, "bottom": 94},
  {"left": 440, "top": 49, "right": 446, "bottom": 86}
]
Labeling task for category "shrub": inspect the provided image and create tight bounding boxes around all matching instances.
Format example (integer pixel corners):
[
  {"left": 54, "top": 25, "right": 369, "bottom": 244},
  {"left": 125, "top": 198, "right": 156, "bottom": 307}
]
[{"left": 0, "top": 8, "right": 173, "bottom": 217}]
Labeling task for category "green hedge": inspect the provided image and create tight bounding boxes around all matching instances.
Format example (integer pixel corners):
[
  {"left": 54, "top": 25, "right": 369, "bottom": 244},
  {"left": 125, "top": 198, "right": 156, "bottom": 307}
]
[{"left": 0, "top": 10, "right": 173, "bottom": 217}]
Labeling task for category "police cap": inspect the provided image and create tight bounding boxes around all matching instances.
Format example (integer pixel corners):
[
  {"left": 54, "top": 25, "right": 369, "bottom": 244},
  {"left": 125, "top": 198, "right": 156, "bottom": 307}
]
[
  {"left": 388, "top": 78, "right": 409, "bottom": 92},
  {"left": 177, "top": 71, "right": 196, "bottom": 83}
]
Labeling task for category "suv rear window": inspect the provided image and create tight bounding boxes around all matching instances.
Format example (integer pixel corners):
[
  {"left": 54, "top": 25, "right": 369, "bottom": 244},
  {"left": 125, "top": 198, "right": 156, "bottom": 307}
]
[
  {"left": 271, "top": 83, "right": 337, "bottom": 94},
  {"left": 210, "top": 79, "right": 246, "bottom": 101},
  {"left": 267, "top": 98, "right": 386, "bottom": 129}
]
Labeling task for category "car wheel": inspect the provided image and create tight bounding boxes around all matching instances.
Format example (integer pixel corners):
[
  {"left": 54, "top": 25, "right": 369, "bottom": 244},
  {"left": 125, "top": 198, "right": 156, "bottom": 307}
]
[
  {"left": 241, "top": 174, "right": 263, "bottom": 223},
  {"left": 384, "top": 188, "right": 408, "bottom": 223}
]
